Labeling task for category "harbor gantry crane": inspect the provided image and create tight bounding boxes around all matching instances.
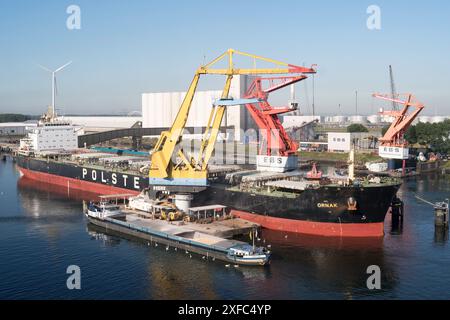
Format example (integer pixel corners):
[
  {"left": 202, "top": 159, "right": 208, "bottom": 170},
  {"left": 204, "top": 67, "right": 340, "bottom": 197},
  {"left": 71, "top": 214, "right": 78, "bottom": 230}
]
[
  {"left": 244, "top": 76, "right": 312, "bottom": 172},
  {"left": 149, "top": 49, "right": 316, "bottom": 194},
  {"left": 373, "top": 93, "right": 425, "bottom": 173}
]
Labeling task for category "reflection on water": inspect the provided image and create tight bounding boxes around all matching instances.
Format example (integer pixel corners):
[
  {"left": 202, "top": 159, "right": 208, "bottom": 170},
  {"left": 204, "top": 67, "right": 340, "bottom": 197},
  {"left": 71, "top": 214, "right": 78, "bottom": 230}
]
[
  {"left": 435, "top": 226, "right": 449, "bottom": 244},
  {"left": 1, "top": 159, "right": 449, "bottom": 299},
  {"left": 86, "top": 223, "right": 272, "bottom": 299},
  {"left": 259, "top": 231, "right": 395, "bottom": 299},
  {"left": 86, "top": 224, "right": 122, "bottom": 247},
  {"left": 18, "top": 176, "right": 101, "bottom": 204}
]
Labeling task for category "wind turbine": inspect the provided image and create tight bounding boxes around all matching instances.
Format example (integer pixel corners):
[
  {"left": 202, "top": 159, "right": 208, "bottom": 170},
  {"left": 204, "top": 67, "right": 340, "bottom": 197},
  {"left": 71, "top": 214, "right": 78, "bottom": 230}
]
[{"left": 38, "top": 61, "right": 72, "bottom": 117}]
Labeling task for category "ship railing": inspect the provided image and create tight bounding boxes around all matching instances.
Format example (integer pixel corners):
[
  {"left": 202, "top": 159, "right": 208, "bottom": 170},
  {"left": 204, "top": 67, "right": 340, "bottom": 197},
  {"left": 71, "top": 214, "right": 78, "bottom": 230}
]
[{"left": 56, "top": 158, "right": 143, "bottom": 175}]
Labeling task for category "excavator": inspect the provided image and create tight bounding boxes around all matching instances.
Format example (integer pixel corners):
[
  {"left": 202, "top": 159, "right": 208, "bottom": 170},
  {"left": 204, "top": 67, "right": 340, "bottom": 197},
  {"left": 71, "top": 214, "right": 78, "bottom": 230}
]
[{"left": 148, "top": 49, "right": 316, "bottom": 196}]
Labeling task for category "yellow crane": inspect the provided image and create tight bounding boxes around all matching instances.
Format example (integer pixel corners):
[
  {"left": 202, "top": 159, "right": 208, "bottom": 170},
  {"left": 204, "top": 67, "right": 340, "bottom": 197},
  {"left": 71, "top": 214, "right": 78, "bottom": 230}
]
[{"left": 149, "top": 49, "right": 316, "bottom": 193}]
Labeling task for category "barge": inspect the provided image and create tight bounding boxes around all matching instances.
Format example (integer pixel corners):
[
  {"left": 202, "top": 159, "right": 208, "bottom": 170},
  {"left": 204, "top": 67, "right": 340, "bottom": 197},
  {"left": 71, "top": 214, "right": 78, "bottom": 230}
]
[{"left": 86, "top": 201, "right": 271, "bottom": 266}]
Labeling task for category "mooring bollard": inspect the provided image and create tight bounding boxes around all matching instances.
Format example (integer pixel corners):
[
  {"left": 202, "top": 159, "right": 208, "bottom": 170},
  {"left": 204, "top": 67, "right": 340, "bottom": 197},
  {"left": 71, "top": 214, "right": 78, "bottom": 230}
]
[
  {"left": 434, "top": 201, "right": 449, "bottom": 228},
  {"left": 434, "top": 201, "right": 449, "bottom": 243},
  {"left": 391, "top": 196, "right": 404, "bottom": 234}
]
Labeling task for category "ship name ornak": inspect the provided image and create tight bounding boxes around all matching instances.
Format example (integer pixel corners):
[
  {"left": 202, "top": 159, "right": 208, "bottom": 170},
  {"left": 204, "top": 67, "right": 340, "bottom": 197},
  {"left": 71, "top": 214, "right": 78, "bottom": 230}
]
[{"left": 317, "top": 203, "right": 338, "bottom": 208}]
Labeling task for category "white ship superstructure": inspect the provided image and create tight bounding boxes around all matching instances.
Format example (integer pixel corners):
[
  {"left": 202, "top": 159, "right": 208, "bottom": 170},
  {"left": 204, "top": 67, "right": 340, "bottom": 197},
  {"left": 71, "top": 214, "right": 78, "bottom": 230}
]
[{"left": 19, "top": 108, "right": 80, "bottom": 155}]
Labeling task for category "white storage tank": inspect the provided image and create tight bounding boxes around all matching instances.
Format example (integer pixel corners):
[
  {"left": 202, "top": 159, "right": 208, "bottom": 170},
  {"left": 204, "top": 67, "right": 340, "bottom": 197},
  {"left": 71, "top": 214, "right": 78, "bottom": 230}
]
[
  {"left": 431, "top": 116, "right": 446, "bottom": 124},
  {"left": 367, "top": 115, "right": 381, "bottom": 124},
  {"left": 332, "top": 115, "right": 347, "bottom": 123},
  {"left": 380, "top": 115, "right": 394, "bottom": 123},
  {"left": 349, "top": 115, "right": 368, "bottom": 124},
  {"left": 324, "top": 116, "right": 334, "bottom": 123},
  {"left": 419, "top": 116, "right": 431, "bottom": 123}
]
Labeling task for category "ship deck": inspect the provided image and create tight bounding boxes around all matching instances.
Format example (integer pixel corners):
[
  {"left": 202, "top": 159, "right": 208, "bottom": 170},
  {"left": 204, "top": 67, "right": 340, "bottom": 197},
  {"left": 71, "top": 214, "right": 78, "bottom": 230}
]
[
  {"left": 34, "top": 155, "right": 243, "bottom": 178},
  {"left": 124, "top": 215, "right": 244, "bottom": 250},
  {"left": 220, "top": 176, "right": 401, "bottom": 198},
  {"left": 122, "top": 208, "right": 258, "bottom": 239}
]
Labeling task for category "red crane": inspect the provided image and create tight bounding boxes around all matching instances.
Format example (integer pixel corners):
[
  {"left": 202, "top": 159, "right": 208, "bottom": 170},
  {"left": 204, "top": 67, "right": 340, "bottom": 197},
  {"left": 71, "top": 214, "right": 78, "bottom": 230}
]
[
  {"left": 373, "top": 93, "right": 425, "bottom": 174},
  {"left": 374, "top": 93, "right": 424, "bottom": 149},
  {"left": 244, "top": 75, "right": 312, "bottom": 157}
]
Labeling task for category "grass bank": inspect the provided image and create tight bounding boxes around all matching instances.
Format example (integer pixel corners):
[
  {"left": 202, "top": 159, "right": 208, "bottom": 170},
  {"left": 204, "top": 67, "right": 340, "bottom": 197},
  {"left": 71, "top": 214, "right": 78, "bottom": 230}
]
[{"left": 299, "top": 151, "right": 383, "bottom": 165}]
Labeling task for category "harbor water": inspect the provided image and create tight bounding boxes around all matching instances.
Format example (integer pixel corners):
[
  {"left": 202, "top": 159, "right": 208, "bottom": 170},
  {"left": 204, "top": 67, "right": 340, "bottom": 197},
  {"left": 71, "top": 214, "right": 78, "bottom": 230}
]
[{"left": 1, "top": 156, "right": 450, "bottom": 300}]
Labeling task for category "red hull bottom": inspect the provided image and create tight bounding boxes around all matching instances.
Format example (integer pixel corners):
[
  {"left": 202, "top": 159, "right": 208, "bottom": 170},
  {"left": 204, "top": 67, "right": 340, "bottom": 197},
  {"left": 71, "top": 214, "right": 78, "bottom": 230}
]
[
  {"left": 19, "top": 168, "right": 140, "bottom": 196},
  {"left": 19, "top": 168, "right": 385, "bottom": 238},
  {"left": 231, "top": 210, "right": 385, "bottom": 238}
]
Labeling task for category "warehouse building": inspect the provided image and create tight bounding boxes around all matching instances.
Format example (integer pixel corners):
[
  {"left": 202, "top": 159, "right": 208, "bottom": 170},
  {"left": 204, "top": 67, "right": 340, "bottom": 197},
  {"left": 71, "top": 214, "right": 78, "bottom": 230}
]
[
  {"left": 0, "top": 122, "right": 38, "bottom": 137},
  {"left": 327, "top": 132, "right": 377, "bottom": 152},
  {"left": 141, "top": 75, "right": 256, "bottom": 141}
]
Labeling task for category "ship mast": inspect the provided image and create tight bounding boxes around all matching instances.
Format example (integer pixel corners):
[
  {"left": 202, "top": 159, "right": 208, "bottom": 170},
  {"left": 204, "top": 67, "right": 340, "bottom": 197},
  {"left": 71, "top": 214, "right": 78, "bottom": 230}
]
[{"left": 348, "top": 144, "right": 355, "bottom": 183}]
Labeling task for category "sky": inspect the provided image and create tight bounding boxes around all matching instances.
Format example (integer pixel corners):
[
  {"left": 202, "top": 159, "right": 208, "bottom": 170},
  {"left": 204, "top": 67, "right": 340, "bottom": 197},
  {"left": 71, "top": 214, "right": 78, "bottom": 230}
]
[{"left": 0, "top": 0, "right": 449, "bottom": 116}]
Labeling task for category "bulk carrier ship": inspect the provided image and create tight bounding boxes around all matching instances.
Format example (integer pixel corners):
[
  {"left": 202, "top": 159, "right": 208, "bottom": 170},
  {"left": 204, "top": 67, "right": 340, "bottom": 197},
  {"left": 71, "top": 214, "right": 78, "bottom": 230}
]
[
  {"left": 16, "top": 50, "right": 402, "bottom": 238},
  {"left": 16, "top": 111, "right": 401, "bottom": 238}
]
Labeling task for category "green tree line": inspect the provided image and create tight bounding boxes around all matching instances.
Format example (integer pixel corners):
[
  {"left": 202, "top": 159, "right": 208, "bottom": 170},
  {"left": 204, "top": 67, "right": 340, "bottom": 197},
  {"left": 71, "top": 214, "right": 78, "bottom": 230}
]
[
  {"left": 404, "top": 119, "right": 450, "bottom": 153},
  {"left": 0, "top": 114, "right": 32, "bottom": 123},
  {"left": 347, "top": 124, "right": 369, "bottom": 133}
]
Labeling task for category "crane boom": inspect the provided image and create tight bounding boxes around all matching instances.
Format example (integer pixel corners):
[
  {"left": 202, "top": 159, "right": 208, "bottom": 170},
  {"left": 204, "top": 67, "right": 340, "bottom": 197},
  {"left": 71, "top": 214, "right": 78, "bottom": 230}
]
[
  {"left": 149, "top": 49, "right": 316, "bottom": 192},
  {"left": 197, "top": 75, "right": 233, "bottom": 170},
  {"left": 373, "top": 93, "right": 425, "bottom": 160},
  {"left": 244, "top": 76, "right": 309, "bottom": 157},
  {"left": 389, "top": 65, "right": 399, "bottom": 111},
  {"left": 150, "top": 73, "right": 201, "bottom": 178}
]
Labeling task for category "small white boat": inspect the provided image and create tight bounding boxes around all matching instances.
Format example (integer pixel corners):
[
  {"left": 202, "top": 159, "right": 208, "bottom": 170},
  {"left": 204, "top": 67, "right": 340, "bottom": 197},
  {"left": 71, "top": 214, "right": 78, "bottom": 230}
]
[
  {"left": 227, "top": 244, "right": 271, "bottom": 266},
  {"left": 366, "top": 162, "right": 388, "bottom": 173},
  {"left": 86, "top": 201, "right": 122, "bottom": 219},
  {"left": 418, "top": 152, "right": 427, "bottom": 162}
]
